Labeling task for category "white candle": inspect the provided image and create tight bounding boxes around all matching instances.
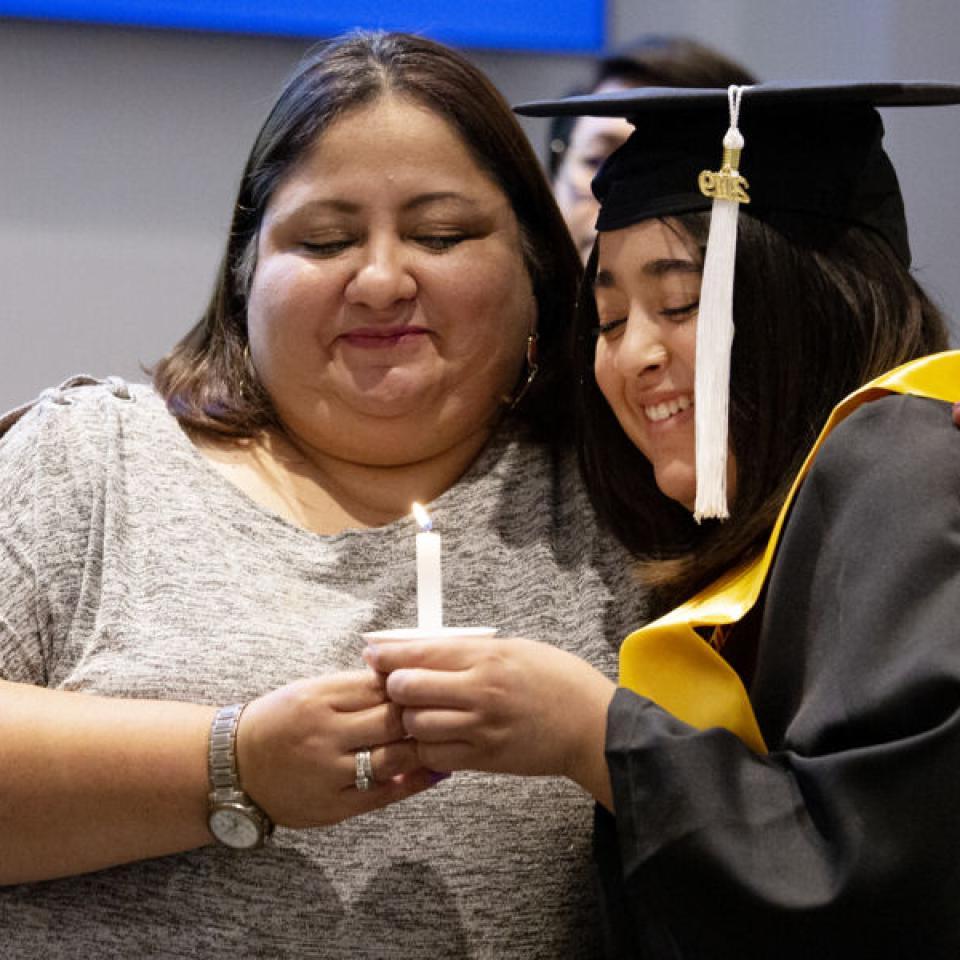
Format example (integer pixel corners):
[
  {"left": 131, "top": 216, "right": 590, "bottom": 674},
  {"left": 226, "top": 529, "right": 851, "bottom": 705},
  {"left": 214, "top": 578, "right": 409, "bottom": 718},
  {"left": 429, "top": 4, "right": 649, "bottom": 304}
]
[{"left": 412, "top": 502, "right": 442, "bottom": 630}]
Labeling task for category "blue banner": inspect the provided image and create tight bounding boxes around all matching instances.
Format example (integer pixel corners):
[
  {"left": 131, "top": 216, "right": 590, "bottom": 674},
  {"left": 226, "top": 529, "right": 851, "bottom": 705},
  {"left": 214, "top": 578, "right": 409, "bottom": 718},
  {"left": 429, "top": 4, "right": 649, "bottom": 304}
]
[{"left": 1, "top": 0, "right": 605, "bottom": 52}]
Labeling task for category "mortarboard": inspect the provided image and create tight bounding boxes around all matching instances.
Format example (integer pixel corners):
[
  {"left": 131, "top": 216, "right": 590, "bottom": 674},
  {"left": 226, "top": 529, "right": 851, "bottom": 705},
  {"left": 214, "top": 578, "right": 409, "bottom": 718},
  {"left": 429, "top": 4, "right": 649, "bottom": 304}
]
[{"left": 517, "top": 82, "right": 960, "bottom": 519}]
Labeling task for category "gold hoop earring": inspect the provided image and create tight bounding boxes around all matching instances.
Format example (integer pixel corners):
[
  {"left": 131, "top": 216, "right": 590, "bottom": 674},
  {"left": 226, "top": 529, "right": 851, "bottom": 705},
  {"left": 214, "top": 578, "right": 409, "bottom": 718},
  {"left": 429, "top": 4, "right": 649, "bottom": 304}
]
[
  {"left": 509, "top": 333, "right": 540, "bottom": 411},
  {"left": 240, "top": 342, "right": 256, "bottom": 397}
]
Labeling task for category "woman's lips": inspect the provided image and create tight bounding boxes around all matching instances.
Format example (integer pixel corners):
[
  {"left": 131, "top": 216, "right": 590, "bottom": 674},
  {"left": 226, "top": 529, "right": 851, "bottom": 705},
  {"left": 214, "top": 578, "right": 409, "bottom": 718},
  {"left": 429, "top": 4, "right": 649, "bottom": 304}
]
[{"left": 339, "top": 327, "right": 430, "bottom": 349}]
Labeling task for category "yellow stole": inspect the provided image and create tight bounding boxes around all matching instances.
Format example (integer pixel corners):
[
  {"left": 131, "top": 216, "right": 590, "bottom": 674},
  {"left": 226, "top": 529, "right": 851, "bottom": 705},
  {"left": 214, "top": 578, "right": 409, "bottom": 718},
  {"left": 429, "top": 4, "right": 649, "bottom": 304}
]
[{"left": 619, "top": 350, "right": 960, "bottom": 754}]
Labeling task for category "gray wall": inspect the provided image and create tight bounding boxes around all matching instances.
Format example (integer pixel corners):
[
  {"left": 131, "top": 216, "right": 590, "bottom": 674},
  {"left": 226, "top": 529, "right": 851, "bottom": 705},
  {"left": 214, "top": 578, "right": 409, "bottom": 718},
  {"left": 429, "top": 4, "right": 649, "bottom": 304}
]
[{"left": 2, "top": 1, "right": 958, "bottom": 412}]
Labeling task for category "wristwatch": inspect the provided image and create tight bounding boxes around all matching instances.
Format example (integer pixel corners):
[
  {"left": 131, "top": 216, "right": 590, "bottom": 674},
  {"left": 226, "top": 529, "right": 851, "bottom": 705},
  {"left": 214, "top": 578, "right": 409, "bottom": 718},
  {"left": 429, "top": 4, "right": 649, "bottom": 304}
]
[{"left": 207, "top": 702, "right": 274, "bottom": 850}]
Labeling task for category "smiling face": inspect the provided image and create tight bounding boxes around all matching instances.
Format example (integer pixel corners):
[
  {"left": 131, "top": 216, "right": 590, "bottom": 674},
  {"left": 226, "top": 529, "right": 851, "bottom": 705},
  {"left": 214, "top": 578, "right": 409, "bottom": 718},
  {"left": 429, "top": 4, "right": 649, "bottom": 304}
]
[
  {"left": 246, "top": 94, "right": 535, "bottom": 467},
  {"left": 593, "top": 218, "right": 735, "bottom": 511}
]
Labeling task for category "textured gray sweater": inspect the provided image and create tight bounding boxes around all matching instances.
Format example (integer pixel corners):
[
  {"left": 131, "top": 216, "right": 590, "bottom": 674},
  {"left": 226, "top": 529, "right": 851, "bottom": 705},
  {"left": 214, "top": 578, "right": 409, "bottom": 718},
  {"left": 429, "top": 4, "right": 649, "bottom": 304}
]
[{"left": 0, "top": 378, "right": 648, "bottom": 959}]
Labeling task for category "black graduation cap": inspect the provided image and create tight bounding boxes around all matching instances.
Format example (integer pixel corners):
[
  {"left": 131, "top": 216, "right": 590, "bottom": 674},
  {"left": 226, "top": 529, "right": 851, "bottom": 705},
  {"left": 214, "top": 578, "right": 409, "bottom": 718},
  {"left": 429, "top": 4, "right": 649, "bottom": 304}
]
[
  {"left": 516, "top": 82, "right": 960, "bottom": 519},
  {"left": 520, "top": 82, "right": 960, "bottom": 266}
]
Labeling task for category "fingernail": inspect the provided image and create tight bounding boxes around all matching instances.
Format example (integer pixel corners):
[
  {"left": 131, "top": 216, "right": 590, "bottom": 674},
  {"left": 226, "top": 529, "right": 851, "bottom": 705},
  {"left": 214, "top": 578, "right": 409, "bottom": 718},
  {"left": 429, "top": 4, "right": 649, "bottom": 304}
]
[{"left": 429, "top": 770, "right": 452, "bottom": 785}]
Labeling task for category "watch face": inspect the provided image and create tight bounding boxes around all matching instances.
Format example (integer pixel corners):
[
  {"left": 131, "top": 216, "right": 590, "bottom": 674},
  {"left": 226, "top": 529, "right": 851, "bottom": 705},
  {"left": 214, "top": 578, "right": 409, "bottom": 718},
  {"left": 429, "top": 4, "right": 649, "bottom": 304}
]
[{"left": 209, "top": 805, "right": 262, "bottom": 850}]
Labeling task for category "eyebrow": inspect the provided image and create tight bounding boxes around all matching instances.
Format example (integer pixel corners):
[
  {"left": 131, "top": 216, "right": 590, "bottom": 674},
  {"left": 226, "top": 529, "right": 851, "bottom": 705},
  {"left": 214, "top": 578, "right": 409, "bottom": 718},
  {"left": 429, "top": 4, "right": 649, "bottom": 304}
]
[
  {"left": 403, "top": 191, "right": 481, "bottom": 212},
  {"left": 594, "top": 257, "right": 701, "bottom": 289},
  {"left": 277, "top": 191, "right": 481, "bottom": 220}
]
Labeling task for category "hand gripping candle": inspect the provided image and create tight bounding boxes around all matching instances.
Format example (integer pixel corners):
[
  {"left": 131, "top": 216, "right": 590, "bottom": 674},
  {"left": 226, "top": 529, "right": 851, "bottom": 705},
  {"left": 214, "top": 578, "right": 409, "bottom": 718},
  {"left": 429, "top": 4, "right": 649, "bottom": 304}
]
[{"left": 411, "top": 502, "right": 442, "bottom": 630}]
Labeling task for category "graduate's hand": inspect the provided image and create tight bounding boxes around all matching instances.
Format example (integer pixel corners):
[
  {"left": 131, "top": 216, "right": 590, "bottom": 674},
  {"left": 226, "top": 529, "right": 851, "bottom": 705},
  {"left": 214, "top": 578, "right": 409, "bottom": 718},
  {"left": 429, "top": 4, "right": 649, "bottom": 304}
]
[
  {"left": 363, "top": 636, "right": 615, "bottom": 808},
  {"left": 237, "top": 672, "right": 436, "bottom": 829}
]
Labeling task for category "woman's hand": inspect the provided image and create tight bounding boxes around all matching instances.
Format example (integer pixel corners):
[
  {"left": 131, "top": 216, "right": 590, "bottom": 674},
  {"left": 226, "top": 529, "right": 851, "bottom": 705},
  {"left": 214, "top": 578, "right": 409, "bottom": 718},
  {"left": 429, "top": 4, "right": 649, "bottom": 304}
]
[
  {"left": 363, "top": 637, "right": 616, "bottom": 809},
  {"left": 238, "top": 671, "right": 435, "bottom": 829},
  {"left": 0, "top": 671, "right": 434, "bottom": 885}
]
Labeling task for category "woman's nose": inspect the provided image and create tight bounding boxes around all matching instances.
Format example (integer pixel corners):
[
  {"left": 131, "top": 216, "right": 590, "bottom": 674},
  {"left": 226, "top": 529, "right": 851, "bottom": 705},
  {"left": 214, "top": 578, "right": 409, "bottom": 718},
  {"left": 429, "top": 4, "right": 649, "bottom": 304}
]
[
  {"left": 617, "top": 317, "right": 668, "bottom": 379},
  {"left": 344, "top": 239, "right": 416, "bottom": 309}
]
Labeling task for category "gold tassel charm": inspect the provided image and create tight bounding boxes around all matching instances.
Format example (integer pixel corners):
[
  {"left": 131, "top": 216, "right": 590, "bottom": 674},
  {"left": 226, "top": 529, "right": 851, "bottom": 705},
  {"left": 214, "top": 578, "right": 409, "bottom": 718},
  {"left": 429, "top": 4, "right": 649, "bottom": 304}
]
[{"left": 698, "top": 139, "right": 751, "bottom": 205}]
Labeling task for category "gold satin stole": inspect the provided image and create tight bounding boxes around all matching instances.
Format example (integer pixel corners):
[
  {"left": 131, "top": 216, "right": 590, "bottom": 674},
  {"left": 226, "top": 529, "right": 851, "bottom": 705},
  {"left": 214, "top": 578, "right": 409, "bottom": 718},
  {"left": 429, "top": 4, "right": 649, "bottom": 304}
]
[{"left": 619, "top": 351, "right": 960, "bottom": 753}]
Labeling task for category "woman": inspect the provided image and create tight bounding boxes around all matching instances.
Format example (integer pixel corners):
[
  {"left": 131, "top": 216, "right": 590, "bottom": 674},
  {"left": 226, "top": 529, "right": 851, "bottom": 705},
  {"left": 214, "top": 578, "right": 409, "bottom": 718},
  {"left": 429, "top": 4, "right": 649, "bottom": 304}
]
[
  {"left": 368, "top": 83, "right": 960, "bottom": 956},
  {"left": 0, "top": 32, "right": 649, "bottom": 958}
]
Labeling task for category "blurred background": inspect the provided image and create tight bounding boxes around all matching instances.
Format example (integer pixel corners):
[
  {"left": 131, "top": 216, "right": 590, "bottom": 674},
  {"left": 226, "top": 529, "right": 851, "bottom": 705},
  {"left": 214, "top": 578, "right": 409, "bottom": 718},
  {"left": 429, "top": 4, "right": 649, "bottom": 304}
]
[{"left": 1, "top": 0, "right": 958, "bottom": 411}]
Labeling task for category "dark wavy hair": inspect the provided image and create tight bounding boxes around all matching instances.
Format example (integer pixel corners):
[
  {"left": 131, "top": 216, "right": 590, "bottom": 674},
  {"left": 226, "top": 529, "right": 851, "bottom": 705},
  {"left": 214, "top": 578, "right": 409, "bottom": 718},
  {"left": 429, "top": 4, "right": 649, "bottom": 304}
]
[
  {"left": 575, "top": 212, "right": 949, "bottom": 610},
  {"left": 153, "top": 31, "right": 580, "bottom": 443}
]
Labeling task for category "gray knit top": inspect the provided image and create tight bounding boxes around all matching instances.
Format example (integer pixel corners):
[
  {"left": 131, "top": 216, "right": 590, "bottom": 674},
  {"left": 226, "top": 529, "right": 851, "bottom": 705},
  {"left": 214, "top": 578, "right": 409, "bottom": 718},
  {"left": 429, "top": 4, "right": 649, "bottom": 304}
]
[{"left": 0, "top": 378, "right": 649, "bottom": 959}]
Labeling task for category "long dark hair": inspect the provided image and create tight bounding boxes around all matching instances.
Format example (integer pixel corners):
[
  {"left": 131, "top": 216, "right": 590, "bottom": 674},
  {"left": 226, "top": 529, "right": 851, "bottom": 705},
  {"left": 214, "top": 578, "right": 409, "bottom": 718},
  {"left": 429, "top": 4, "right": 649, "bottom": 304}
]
[
  {"left": 576, "top": 212, "right": 949, "bottom": 611},
  {"left": 153, "top": 31, "right": 580, "bottom": 443}
]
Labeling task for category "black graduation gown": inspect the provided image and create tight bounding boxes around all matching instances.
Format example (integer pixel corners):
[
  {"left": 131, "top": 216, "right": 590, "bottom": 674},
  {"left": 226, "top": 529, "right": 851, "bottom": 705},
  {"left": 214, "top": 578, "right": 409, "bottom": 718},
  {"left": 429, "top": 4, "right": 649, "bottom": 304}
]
[{"left": 596, "top": 394, "right": 960, "bottom": 959}]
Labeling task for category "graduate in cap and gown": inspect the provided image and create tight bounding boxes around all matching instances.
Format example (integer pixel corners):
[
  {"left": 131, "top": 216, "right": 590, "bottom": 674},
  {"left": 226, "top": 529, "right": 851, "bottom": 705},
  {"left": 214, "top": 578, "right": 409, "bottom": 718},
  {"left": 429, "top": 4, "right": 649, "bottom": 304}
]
[{"left": 366, "top": 82, "right": 960, "bottom": 958}]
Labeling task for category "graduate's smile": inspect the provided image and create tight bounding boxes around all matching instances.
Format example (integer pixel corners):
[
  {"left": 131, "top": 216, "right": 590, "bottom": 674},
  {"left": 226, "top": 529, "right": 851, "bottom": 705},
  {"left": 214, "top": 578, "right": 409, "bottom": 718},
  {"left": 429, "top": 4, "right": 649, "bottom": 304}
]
[{"left": 643, "top": 393, "right": 693, "bottom": 424}]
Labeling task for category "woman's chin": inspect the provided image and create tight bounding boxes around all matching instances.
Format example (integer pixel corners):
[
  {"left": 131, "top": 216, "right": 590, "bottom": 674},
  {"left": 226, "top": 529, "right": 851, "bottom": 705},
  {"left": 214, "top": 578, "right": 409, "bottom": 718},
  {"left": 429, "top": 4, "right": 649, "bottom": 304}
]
[{"left": 653, "top": 465, "right": 697, "bottom": 513}]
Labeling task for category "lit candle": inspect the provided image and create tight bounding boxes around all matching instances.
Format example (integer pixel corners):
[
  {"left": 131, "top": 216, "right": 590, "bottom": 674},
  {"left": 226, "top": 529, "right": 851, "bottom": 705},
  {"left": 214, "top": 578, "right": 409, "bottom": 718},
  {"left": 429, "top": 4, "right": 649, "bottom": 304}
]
[{"left": 412, "top": 502, "right": 442, "bottom": 630}]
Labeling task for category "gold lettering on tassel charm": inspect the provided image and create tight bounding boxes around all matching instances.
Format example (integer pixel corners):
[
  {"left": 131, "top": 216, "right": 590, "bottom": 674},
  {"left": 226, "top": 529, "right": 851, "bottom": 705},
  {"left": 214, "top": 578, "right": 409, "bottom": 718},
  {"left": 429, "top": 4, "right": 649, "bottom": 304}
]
[{"left": 698, "top": 141, "right": 751, "bottom": 204}]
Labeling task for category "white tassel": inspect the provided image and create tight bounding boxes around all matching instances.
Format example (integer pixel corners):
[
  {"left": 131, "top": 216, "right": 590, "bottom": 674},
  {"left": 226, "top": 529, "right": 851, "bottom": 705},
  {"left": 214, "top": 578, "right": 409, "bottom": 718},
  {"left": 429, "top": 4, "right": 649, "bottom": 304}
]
[{"left": 694, "top": 86, "right": 751, "bottom": 522}]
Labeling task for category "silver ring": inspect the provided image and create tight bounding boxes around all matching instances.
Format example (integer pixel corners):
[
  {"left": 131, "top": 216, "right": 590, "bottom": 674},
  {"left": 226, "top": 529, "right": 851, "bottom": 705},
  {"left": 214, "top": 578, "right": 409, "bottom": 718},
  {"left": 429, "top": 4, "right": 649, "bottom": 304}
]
[{"left": 355, "top": 748, "right": 374, "bottom": 792}]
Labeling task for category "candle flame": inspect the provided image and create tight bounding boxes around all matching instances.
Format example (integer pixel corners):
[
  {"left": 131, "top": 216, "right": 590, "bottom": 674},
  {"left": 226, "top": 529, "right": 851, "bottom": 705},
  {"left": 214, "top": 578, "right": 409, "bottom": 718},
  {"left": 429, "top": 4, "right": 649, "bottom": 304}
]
[{"left": 412, "top": 502, "right": 432, "bottom": 532}]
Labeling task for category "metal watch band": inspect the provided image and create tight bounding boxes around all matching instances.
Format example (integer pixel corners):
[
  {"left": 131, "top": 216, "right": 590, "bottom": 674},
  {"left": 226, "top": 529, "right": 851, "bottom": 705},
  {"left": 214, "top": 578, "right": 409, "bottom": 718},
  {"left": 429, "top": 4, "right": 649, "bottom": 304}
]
[
  {"left": 207, "top": 702, "right": 274, "bottom": 845},
  {"left": 208, "top": 702, "right": 246, "bottom": 801}
]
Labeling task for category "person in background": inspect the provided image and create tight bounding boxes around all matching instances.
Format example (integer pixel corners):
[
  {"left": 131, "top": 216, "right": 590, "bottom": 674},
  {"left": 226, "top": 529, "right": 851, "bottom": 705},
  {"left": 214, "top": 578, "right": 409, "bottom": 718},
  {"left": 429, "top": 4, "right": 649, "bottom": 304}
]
[
  {"left": 0, "top": 31, "right": 648, "bottom": 959},
  {"left": 548, "top": 35, "right": 756, "bottom": 262},
  {"left": 368, "top": 82, "right": 960, "bottom": 957}
]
